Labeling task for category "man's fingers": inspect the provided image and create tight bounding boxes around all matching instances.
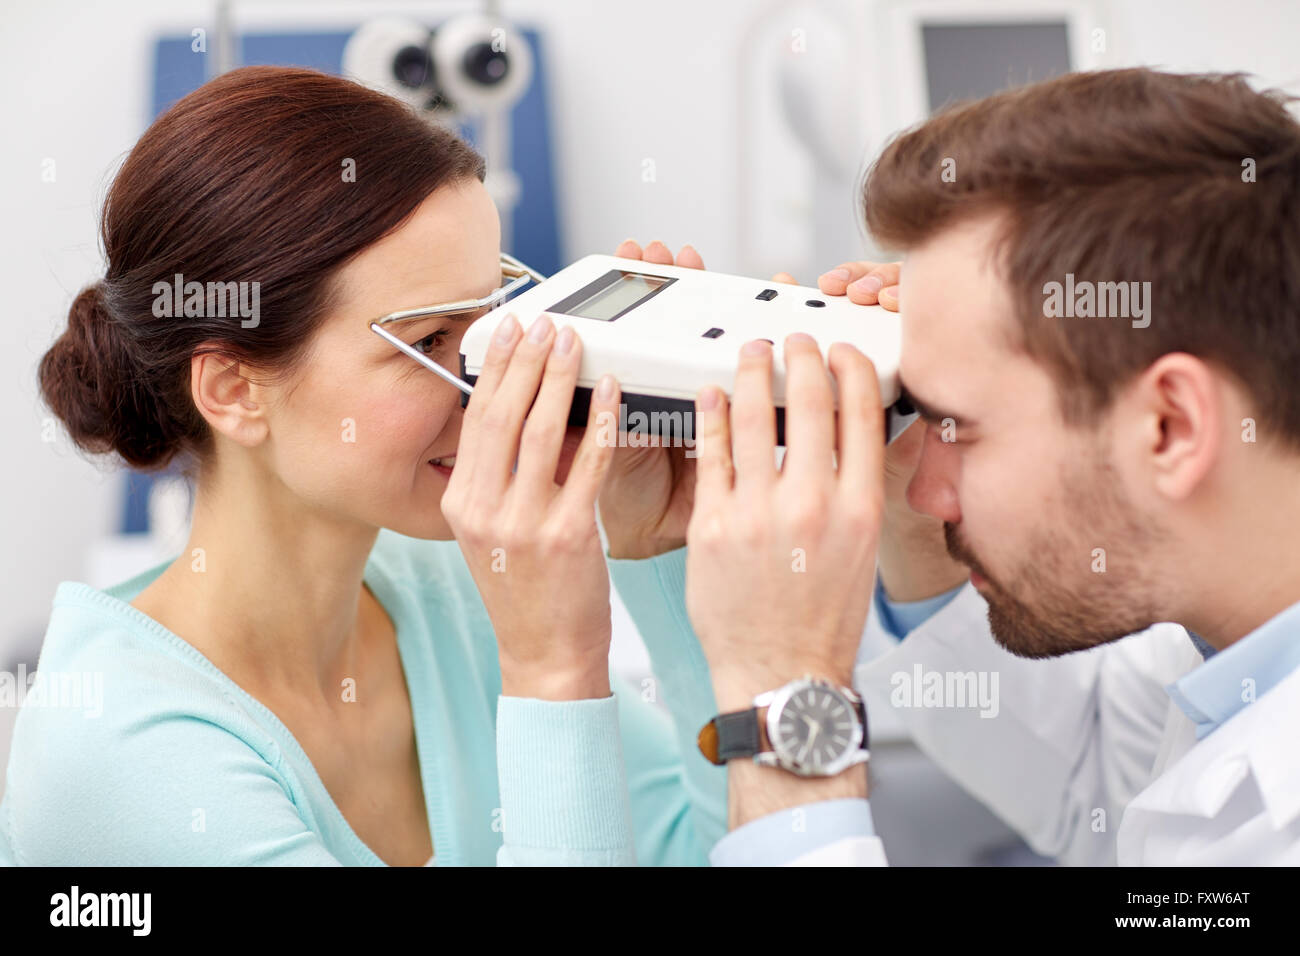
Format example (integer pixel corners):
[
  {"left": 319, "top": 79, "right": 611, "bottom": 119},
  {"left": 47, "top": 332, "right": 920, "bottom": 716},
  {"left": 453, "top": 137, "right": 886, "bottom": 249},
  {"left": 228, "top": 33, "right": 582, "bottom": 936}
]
[
  {"left": 879, "top": 284, "right": 900, "bottom": 312},
  {"left": 817, "top": 261, "right": 883, "bottom": 294},
  {"left": 817, "top": 261, "right": 901, "bottom": 305},
  {"left": 770, "top": 271, "right": 799, "bottom": 285},
  {"left": 827, "top": 343, "right": 884, "bottom": 494},
  {"left": 615, "top": 238, "right": 643, "bottom": 259},
  {"left": 780, "top": 333, "right": 835, "bottom": 486},
  {"left": 731, "top": 340, "right": 778, "bottom": 490},
  {"left": 693, "top": 386, "right": 734, "bottom": 502}
]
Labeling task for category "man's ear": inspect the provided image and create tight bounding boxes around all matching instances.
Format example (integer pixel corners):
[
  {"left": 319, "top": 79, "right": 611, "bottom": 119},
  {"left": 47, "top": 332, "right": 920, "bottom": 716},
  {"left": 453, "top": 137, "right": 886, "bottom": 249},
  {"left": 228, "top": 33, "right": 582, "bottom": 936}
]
[
  {"left": 191, "top": 348, "right": 270, "bottom": 448},
  {"left": 1136, "top": 352, "right": 1222, "bottom": 501}
]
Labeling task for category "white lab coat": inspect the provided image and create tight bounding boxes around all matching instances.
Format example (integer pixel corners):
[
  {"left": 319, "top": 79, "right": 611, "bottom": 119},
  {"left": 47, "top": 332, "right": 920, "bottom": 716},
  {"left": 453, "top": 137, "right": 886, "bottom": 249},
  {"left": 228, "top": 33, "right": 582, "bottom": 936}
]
[{"left": 789, "top": 582, "right": 1300, "bottom": 866}]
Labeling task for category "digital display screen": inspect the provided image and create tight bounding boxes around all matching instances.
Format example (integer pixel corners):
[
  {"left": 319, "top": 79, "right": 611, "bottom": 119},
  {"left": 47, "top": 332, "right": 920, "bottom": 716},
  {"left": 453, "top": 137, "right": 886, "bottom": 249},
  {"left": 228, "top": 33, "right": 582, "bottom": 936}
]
[{"left": 550, "top": 270, "right": 675, "bottom": 322}]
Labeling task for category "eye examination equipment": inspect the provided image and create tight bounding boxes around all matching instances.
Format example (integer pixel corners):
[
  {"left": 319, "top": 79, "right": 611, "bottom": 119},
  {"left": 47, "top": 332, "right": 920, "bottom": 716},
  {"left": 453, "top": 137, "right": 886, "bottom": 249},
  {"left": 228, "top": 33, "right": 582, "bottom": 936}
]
[
  {"left": 373, "top": 254, "right": 917, "bottom": 445},
  {"left": 342, "top": 11, "right": 534, "bottom": 250}
]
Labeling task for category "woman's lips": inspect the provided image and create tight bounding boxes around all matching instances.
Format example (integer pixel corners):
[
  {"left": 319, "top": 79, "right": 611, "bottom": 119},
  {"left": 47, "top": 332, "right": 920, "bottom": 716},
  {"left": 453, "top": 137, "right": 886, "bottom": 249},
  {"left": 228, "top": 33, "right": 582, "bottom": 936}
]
[{"left": 428, "top": 454, "right": 456, "bottom": 477}]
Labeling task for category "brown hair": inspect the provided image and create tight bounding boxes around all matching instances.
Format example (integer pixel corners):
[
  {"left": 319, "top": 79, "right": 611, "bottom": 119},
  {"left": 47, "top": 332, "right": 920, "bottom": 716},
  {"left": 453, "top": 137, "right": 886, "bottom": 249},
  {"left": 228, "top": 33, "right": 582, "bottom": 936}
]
[
  {"left": 39, "top": 65, "right": 485, "bottom": 472},
  {"left": 863, "top": 68, "right": 1300, "bottom": 444}
]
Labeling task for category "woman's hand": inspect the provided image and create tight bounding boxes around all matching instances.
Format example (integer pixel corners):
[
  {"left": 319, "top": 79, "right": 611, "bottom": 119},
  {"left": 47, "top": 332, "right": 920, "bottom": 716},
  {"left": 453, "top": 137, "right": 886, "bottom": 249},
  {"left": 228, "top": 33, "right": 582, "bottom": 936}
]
[
  {"left": 595, "top": 239, "right": 705, "bottom": 559},
  {"left": 440, "top": 311, "right": 622, "bottom": 700}
]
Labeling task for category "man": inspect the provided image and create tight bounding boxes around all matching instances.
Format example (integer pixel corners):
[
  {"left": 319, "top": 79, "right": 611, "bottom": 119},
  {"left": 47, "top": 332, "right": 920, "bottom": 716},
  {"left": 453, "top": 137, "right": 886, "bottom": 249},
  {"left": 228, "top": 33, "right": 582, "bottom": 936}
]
[{"left": 686, "top": 67, "right": 1300, "bottom": 865}]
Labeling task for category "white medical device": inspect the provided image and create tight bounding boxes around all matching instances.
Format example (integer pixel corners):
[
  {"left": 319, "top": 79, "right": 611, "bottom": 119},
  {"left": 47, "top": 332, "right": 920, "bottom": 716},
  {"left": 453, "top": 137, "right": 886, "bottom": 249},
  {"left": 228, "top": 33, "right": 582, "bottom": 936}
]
[{"left": 457, "top": 255, "right": 916, "bottom": 446}]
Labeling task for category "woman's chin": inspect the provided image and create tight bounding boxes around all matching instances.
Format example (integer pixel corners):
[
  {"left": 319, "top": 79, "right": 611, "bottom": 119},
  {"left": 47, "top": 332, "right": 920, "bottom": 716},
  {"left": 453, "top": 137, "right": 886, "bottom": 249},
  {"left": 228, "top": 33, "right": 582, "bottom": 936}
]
[{"left": 385, "top": 519, "right": 457, "bottom": 541}]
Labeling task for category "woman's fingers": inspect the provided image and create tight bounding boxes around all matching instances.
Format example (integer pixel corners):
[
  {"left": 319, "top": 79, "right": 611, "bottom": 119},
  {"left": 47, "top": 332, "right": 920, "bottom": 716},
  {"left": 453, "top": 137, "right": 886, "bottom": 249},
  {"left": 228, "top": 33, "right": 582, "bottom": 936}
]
[
  {"left": 464, "top": 312, "right": 521, "bottom": 409},
  {"left": 730, "top": 340, "right": 778, "bottom": 490},
  {"left": 641, "top": 240, "right": 675, "bottom": 265},
  {"left": 474, "top": 313, "right": 557, "bottom": 488},
  {"left": 780, "top": 334, "right": 835, "bottom": 486},
  {"left": 817, "top": 261, "right": 901, "bottom": 305},
  {"left": 616, "top": 238, "right": 705, "bottom": 270},
  {"left": 675, "top": 244, "right": 705, "bottom": 270},
  {"left": 556, "top": 373, "right": 622, "bottom": 516},
  {"left": 514, "top": 322, "right": 584, "bottom": 504},
  {"left": 455, "top": 312, "right": 520, "bottom": 479}
]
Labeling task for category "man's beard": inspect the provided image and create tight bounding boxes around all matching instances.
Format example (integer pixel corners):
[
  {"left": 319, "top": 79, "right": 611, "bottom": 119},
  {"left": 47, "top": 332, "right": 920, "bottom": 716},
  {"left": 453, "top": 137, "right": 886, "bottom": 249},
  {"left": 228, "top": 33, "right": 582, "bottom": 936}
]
[{"left": 943, "top": 452, "right": 1165, "bottom": 659}]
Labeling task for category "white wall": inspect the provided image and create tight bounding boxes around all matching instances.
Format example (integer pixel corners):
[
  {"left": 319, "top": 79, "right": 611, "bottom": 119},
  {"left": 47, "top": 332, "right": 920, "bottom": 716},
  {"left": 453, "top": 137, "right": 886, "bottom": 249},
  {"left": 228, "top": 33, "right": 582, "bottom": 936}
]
[{"left": 3, "top": 0, "right": 1298, "bottom": 788}]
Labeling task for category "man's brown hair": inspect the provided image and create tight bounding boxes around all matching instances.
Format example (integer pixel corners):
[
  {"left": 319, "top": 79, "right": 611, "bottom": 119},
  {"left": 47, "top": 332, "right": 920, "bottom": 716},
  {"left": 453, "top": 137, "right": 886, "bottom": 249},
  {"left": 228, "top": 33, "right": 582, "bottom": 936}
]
[{"left": 863, "top": 68, "right": 1300, "bottom": 445}]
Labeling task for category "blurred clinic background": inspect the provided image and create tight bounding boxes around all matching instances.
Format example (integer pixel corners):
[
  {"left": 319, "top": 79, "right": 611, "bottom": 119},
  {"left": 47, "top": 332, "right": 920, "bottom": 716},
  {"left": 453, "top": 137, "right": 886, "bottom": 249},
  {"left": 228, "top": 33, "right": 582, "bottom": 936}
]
[{"left": 2, "top": 0, "right": 1297, "bottom": 863}]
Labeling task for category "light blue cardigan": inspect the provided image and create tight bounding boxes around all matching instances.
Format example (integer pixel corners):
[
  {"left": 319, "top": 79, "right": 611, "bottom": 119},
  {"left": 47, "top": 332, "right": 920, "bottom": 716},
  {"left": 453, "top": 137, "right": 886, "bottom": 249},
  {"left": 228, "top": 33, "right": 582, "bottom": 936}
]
[{"left": 0, "top": 530, "right": 725, "bottom": 865}]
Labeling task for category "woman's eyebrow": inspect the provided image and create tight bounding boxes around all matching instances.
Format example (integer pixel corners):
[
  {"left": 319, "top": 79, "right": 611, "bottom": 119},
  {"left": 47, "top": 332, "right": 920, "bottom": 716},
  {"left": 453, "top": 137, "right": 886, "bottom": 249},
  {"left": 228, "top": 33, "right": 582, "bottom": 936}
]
[
  {"left": 373, "top": 276, "right": 502, "bottom": 326},
  {"left": 382, "top": 309, "right": 481, "bottom": 328}
]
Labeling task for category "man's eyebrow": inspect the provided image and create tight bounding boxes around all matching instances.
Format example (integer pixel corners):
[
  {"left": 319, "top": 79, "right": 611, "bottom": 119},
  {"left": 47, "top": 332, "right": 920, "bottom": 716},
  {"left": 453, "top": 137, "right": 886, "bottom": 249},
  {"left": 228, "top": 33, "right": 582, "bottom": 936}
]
[{"left": 898, "top": 382, "right": 971, "bottom": 427}]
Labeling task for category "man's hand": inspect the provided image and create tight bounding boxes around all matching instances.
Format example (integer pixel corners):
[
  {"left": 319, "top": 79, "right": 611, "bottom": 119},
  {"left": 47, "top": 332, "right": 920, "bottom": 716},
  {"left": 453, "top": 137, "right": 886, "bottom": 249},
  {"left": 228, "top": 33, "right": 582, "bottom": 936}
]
[
  {"left": 815, "top": 259, "right": 968, "bottom": 602},
  {"left": 816, "top": 260, "right": 901, "bottom": 310},
  {"left": 686, "top": 334, "right": 883, "bottom": 826}
]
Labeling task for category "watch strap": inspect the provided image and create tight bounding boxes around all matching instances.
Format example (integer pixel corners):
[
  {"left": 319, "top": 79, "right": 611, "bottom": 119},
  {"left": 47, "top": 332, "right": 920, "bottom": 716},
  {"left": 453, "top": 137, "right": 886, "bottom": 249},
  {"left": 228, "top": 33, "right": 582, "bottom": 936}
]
[
  {"left": 696, "top": 681, "right": 870, "bottom": 767},
  {"left": 697, "top": 708, "right": 761, "bottom": 765},
  {"left": 716, "top": 708, "right": 762, "bottom": 761}
]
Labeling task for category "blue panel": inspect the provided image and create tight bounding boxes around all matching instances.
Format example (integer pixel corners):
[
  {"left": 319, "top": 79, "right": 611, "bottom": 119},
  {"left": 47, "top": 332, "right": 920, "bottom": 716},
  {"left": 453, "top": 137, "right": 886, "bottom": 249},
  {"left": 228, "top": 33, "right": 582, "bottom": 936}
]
[
  {"left": 150, "top": 28, "right": 559, "bottom": 271},
  {"left": 121, "top": 471, "right": 154, "bottom": 534},
  {"left": 132, "top": 24, "right": 561, "bottom": 533}
]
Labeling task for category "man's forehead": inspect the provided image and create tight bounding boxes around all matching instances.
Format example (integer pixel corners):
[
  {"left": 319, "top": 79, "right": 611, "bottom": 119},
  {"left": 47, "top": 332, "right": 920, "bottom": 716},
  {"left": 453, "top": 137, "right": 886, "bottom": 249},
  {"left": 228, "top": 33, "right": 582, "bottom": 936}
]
[{"left": 898, "top": 216, "right": 1020, "bottom": 411}]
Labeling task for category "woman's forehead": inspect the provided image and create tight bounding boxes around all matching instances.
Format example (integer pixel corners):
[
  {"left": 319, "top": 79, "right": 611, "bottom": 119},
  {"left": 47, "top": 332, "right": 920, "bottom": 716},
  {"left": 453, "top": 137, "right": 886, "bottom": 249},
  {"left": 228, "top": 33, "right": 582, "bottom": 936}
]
[{"left": 332, "top": 183, "right": 502, "bottom": 320}]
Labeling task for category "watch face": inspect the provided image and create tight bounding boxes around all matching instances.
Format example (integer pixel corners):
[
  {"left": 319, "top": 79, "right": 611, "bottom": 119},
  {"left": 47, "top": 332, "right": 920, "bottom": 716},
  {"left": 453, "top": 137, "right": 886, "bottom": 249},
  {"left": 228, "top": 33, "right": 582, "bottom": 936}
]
[{"left": 771, "top": 683, "right": 859, "bottom": 772}]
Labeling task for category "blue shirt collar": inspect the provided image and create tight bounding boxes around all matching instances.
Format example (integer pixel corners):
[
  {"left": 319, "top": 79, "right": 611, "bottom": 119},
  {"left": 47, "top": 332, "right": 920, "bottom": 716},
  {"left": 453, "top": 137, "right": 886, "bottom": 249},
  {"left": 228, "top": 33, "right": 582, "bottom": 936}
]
[{"left": 1166, "top": 599, "right": 1300, "bottom": 740}]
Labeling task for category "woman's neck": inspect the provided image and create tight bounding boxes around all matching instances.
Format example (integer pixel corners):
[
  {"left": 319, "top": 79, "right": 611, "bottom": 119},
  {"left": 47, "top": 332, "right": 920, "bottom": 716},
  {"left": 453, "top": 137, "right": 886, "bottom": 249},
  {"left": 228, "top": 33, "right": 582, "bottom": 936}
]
[{"left": 137, "top": 461, "right": 383, "bottom": 700}]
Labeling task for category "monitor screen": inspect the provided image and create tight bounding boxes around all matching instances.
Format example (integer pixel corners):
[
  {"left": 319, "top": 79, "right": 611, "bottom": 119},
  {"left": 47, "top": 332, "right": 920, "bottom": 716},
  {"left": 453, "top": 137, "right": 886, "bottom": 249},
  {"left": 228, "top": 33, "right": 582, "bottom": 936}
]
[{"left": 922, "top": 22, "right": 1072, "bottom": 113}]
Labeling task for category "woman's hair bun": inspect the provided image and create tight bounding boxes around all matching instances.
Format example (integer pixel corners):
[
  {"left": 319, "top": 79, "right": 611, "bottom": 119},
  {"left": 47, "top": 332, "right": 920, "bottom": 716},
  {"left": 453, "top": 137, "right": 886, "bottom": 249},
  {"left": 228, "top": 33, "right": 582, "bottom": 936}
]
[
  {"left": 37, "top": 66, "right": 487, "bottom": 477},
  {"left": 38, "top": 282, "right": 180, "bottom": 471}
]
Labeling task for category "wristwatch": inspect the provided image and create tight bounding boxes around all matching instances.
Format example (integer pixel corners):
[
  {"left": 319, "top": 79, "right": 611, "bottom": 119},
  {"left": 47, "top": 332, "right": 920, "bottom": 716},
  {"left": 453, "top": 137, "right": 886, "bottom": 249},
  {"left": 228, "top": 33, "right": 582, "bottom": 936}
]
[{"left": 697, "top": 676, "right": 869, "bottom": 777}]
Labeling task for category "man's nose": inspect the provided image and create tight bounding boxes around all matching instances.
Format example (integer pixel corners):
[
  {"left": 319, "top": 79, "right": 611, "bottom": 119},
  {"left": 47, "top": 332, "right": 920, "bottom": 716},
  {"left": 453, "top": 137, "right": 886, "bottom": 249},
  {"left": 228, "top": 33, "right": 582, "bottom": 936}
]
[{"left": 905, "top": 424, "right": 961, "bottom": 524}]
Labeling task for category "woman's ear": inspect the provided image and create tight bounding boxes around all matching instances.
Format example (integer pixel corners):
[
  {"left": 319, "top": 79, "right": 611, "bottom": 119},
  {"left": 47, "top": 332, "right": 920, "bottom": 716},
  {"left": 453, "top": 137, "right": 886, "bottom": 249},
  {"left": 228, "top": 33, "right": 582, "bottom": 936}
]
[{"left": 190, "top": 348, "right": 270, "bottom": 448}]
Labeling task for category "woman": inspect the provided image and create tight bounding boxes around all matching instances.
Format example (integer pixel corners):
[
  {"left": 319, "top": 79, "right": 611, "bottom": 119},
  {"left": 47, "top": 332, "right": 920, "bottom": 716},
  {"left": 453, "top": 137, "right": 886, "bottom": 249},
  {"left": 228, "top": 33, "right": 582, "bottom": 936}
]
[{"left": 0, "top": 65, "right": 723, "bottom": 865}]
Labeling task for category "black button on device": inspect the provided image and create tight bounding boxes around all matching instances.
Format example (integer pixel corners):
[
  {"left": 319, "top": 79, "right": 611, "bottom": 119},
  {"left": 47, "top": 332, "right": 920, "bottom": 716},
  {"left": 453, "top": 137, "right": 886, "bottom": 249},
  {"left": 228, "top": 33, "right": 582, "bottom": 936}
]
[
  {"left": 702, "top": 327, "right": 724, "bottom": 339},
  {"left": 756, "top": 289, "right": 778, "bottom": 300},
  {"left": 806, "top": 299, "right": 826, "bottom": 307}
]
